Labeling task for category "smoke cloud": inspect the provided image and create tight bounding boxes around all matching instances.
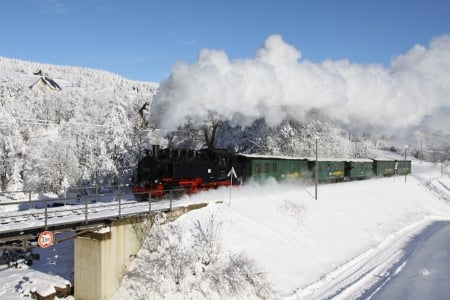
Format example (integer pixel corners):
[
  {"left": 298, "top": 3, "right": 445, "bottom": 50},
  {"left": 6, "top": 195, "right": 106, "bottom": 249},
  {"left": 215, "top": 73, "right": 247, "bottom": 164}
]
[{"left": 151, "top": 34, "right": 450, "bottom": 133}]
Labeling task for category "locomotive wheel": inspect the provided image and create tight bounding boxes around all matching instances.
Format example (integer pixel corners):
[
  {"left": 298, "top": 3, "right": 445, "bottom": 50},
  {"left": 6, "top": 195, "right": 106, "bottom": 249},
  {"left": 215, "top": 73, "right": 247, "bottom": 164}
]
[
  {"left": 163, "top": 186, "right": 184, "bottom": 199},
  {"left": 134, "top": 193, "right": 149, "bottom": 202}
]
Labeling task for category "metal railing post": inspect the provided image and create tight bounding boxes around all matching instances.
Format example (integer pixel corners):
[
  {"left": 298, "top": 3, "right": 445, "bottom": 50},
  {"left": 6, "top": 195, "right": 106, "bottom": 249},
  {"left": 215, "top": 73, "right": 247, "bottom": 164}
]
[
  {"left": 44, "top": 199, "right": 48, "bottom": 230},
  {"left": 84, "top": 197, "right": 88, "bottom": 224},
  {"left": 118, "top": 194, "right": 122, "bottom": 218},
  {"left": 29, "top": 191, "right": 32, "bottom": 210},
  {"left": 148, "top": 193, "right": 151, "bottom": 213}
]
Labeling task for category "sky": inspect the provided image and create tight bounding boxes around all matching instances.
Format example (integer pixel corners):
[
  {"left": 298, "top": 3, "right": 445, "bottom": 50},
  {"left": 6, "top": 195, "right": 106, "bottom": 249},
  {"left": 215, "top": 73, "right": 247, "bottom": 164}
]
[{"left": 1, "top": 0, "right": 449, "bottom": 83}]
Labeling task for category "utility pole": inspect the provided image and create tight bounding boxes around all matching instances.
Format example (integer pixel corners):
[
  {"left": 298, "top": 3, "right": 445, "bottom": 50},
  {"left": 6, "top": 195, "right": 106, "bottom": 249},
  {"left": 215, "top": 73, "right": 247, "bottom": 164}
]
[
  {"left": 404, "top": 145, "right": 408, "bottom": 183},
  {"left": 420, "top": 139, "right": 423, "bottom": 165},
  {"left": 315, "top": 137, "right": 318, "bottom": 200}
]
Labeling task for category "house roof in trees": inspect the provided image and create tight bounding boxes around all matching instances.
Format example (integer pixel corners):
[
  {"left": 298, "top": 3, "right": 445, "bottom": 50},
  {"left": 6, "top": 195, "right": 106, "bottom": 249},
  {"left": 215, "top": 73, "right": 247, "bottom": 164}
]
[{"left": 29, "top": 76, "right": 62, "bottom": 91}]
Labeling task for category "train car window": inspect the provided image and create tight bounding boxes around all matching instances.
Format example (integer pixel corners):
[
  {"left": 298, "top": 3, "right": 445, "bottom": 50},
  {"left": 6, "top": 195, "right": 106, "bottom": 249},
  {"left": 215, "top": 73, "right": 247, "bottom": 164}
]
[
  {"left": 223, "top": 157, "right": 228, "bottom": 167},
  {"left": 255, "top": 164, "right": 261, "bottom": 174},
  {"left": 265, "top": 163, "right": 270, "bottom": 173}
]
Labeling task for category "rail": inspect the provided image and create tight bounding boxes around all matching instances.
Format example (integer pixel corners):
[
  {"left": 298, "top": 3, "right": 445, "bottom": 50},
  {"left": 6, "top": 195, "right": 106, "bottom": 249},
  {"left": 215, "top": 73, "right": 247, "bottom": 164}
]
[{"left": 0, "top": 189, "right": 187, "bottom": 241}]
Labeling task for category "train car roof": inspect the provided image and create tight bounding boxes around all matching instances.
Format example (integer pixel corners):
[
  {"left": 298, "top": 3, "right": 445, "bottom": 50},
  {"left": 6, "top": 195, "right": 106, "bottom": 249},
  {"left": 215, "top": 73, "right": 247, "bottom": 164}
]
[
  {"left": 370, "top": 157, "right": 412, "bottom": 162},
  {"left": 370, "top": 157, "right": 397, "bottom": 161},
  {"left": 237, "top": 153, "right": 309, "bottom": 160},
  {"left": 237, "top": 153, "right": 373, "bottom": 162},
  {"left": 344, "top": 158, "right": 374, "bottom": 162},
  {"left": 309, "top": 158, "right": 373, "bottom": 162}
]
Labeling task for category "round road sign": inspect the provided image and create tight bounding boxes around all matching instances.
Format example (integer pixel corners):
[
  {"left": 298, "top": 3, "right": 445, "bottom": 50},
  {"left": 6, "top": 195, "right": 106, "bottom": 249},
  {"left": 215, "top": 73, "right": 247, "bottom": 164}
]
[{"left": 38, "top": 230, "right": 54, "bottom": 248}]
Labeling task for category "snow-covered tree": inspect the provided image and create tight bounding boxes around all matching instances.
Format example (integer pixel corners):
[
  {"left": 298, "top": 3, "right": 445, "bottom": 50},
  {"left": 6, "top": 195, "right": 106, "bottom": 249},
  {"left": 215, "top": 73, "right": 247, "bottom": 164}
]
[
  {"left": 0, "top": 107, "right": 23, "bottom": 191},
  {"left": 0, "top": 56, "right": 158, "bottom": 194}
]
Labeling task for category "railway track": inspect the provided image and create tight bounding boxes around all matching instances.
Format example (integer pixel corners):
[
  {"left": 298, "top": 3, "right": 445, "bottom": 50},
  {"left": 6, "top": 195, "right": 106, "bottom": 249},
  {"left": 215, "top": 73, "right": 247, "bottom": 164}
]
[{"left": 0, "top": 190, "right": 194, "bottom": 247}]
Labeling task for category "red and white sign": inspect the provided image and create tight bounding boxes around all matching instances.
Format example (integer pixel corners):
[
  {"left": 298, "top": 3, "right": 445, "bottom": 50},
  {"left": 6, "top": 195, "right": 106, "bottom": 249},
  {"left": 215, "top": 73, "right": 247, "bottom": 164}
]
[{"left": 38, "top": 230, "right": 54, "bottom": 248}]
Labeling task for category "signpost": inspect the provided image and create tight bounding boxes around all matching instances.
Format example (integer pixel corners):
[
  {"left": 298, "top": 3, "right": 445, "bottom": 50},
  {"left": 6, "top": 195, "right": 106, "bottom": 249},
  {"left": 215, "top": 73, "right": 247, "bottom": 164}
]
[
  {"left": 227, "top": 167, "right": 237, "bottom": 207},
  {"left": 38, "top": 230, "right": 54, "bottom": 248}
]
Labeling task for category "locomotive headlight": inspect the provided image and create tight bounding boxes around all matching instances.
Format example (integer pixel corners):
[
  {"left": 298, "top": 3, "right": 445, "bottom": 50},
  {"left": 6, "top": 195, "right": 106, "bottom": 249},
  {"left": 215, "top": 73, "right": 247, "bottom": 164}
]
[{"left": 154, "top": 179, "right": 160, "bottom": 184}]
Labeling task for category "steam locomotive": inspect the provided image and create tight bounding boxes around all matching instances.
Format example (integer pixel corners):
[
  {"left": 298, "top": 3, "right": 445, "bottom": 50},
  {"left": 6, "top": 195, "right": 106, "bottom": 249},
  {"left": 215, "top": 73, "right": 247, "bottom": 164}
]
[
  {"left": 132, "top": 146, "right": 241, "bottom": 200},
  {"left": 132, "top": 145, "right": 411, "bottom": 200}
]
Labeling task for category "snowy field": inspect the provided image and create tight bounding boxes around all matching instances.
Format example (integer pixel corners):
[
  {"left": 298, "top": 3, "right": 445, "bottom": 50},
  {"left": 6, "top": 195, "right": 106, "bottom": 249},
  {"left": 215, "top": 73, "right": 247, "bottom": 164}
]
[
  {"left": 115, "top": 159, "right": 450, "bottom": 299},
  {"left": 1, "top": 159, "right": 449, "bottom": 299}
]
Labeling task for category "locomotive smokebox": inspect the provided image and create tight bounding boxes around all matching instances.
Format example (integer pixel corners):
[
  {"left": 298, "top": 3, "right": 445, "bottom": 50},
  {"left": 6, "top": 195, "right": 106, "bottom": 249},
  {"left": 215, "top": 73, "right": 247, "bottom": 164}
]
[{"left": 152, "top": 145, "right": 160, "bottom": 157}]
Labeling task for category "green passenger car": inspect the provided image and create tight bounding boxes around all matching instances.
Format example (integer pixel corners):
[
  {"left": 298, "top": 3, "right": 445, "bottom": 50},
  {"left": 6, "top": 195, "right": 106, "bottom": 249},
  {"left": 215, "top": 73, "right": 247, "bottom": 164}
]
[
  {"left": 344, "top": 159, "right": 374, "bottom": 179},
  {"left": 372, "top": 159, "right": 396, "bottom": 176},
  {"left": 395, "top": 160, "right": 412, "bottom": 175},
  {"left": 237, "top": 154, "right": 308, "bottom": 182},
  {"left": 307, "top": 159, "right": 345, "bottom": 182}
]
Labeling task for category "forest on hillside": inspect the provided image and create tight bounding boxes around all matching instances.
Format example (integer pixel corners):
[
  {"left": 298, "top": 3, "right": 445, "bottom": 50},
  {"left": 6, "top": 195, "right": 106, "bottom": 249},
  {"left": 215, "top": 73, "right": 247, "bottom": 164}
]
[
  {"left": 0, "top": 57, "right": 448, "bottom": 195},
  {"left": 0, "top": 57, "right": 159, "bottom": 193}
]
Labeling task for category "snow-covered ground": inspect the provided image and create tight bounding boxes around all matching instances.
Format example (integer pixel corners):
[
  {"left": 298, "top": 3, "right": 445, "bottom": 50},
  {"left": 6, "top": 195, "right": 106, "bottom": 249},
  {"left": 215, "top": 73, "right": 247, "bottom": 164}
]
[
  {"left": 1, "top": 158, "right": 449, "bottom": 299},
  {"left": 115, "top": 158, "right": 450, "bottom": 299}
]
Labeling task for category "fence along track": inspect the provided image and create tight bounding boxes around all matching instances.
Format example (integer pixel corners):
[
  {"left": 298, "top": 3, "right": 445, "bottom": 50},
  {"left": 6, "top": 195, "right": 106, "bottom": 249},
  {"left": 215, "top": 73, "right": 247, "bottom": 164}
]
[{"left": 0, "top": 188, "right": 188, "bottom": 248}]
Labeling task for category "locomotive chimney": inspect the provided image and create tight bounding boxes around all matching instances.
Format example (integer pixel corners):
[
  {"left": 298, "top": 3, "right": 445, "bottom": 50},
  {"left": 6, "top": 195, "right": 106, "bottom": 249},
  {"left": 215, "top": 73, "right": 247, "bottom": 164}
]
[{"left": 152, "top": 145, "right": 160, "bottom": 157}]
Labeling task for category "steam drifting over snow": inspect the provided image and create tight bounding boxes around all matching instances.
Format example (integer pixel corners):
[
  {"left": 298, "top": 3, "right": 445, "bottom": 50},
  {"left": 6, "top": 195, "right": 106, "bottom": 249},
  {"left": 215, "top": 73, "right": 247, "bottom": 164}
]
[{"left": 151, "top": 34, "right": 450, "bottom": 133}]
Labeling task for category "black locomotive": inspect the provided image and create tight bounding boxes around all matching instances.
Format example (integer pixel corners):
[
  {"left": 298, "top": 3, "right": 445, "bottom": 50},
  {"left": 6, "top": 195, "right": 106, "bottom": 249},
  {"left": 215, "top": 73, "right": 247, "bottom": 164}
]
[{"left": 133, "top": 146, "right": 241, "bottom": 200}]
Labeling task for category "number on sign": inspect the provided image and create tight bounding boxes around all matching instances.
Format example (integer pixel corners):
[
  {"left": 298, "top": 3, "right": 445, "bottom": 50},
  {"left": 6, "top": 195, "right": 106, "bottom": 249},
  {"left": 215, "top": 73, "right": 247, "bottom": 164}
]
[{"left": 38, "top": 231, "right": 54, "bottom": 248}]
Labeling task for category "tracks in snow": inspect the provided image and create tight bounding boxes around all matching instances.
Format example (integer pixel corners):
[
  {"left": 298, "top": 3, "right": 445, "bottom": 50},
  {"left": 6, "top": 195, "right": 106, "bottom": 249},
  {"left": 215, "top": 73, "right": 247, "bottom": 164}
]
[{"left": 287, "top": 219, "right": 442, "bottom": 300}]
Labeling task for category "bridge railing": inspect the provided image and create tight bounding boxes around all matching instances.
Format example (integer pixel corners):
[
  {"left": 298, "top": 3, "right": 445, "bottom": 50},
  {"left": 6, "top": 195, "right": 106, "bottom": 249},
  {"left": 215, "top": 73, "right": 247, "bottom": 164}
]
[
  {"left": 0, "top": 184, "right": 134, "bottom": 203},
  {"left": 63, "top": 184, "right": 134, "bottom": 198},
  {"left": 0, "top": 188, "right": 187, "bottom": 232}
]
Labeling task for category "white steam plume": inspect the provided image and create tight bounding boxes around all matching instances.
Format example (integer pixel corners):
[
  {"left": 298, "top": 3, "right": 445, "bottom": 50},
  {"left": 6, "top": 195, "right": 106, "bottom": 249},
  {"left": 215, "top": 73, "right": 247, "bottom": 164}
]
[{"left": 151, "top": 34, "right": 450, "bottom": 133}]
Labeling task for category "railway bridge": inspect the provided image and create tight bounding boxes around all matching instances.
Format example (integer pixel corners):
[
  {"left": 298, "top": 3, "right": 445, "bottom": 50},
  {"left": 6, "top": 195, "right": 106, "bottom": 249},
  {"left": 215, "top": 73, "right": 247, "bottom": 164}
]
[{"left": 0, "top": 189, "right": 214, "bottom": 300}]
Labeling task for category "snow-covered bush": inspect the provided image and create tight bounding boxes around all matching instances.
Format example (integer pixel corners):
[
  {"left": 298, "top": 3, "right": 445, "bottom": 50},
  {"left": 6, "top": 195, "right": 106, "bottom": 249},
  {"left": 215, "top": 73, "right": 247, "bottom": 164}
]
[
  {"left": 117, "top": 212, "right": 276, "bottom": 299},
  {"left": 219, "top": 253, "right": 275, "bottom": 299}
]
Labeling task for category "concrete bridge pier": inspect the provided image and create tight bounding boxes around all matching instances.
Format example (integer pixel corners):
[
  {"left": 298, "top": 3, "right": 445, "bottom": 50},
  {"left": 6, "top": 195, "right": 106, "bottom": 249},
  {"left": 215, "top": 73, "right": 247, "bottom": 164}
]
[
  {"left": 74, "top": 217, "right": 144, "bottom": 300},
  {"left": 74, "top": 203, "right": 208, "bottom": 300}
]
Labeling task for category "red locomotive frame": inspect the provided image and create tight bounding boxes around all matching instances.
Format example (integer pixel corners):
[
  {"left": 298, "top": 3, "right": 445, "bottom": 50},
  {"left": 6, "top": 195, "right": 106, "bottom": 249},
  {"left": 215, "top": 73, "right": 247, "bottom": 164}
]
[{"left": 132, "top": 177, "right": 233, "bottom": 199}]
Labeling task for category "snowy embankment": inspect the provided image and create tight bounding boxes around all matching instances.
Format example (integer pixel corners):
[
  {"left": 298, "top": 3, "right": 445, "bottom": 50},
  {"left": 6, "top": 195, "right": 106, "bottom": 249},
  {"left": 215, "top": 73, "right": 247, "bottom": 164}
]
[{"left": 114, "top": 160, "right": 450, "bottom": 299}]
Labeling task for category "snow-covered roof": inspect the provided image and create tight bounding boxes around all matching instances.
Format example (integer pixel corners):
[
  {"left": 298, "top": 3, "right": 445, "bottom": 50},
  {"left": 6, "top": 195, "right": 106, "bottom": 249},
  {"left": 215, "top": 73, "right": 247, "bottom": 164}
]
[
  {"left": 238, "top": 153, "right": 373, "bottom": 162},
  {"left": 29, "top": 76, "right": 62, "bottom": 91},
  {"left": 345, "top": 158, "right": 374, "bottom": 163},
  {"left": 370, "top": 157, "right": 397, "bottom": 161},
  {"left": 237, "top": 153, "right": 309, "bottom": 160}
]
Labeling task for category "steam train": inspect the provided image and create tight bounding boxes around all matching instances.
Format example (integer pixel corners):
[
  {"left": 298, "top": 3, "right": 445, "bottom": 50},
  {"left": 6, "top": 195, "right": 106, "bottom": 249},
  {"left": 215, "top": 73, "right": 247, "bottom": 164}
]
[
  {"left": 132, "top": 145, "right": 412, "bottom": 200},
  {"left": 132, "top": 146, "right": 241, "bottom": 200}
]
